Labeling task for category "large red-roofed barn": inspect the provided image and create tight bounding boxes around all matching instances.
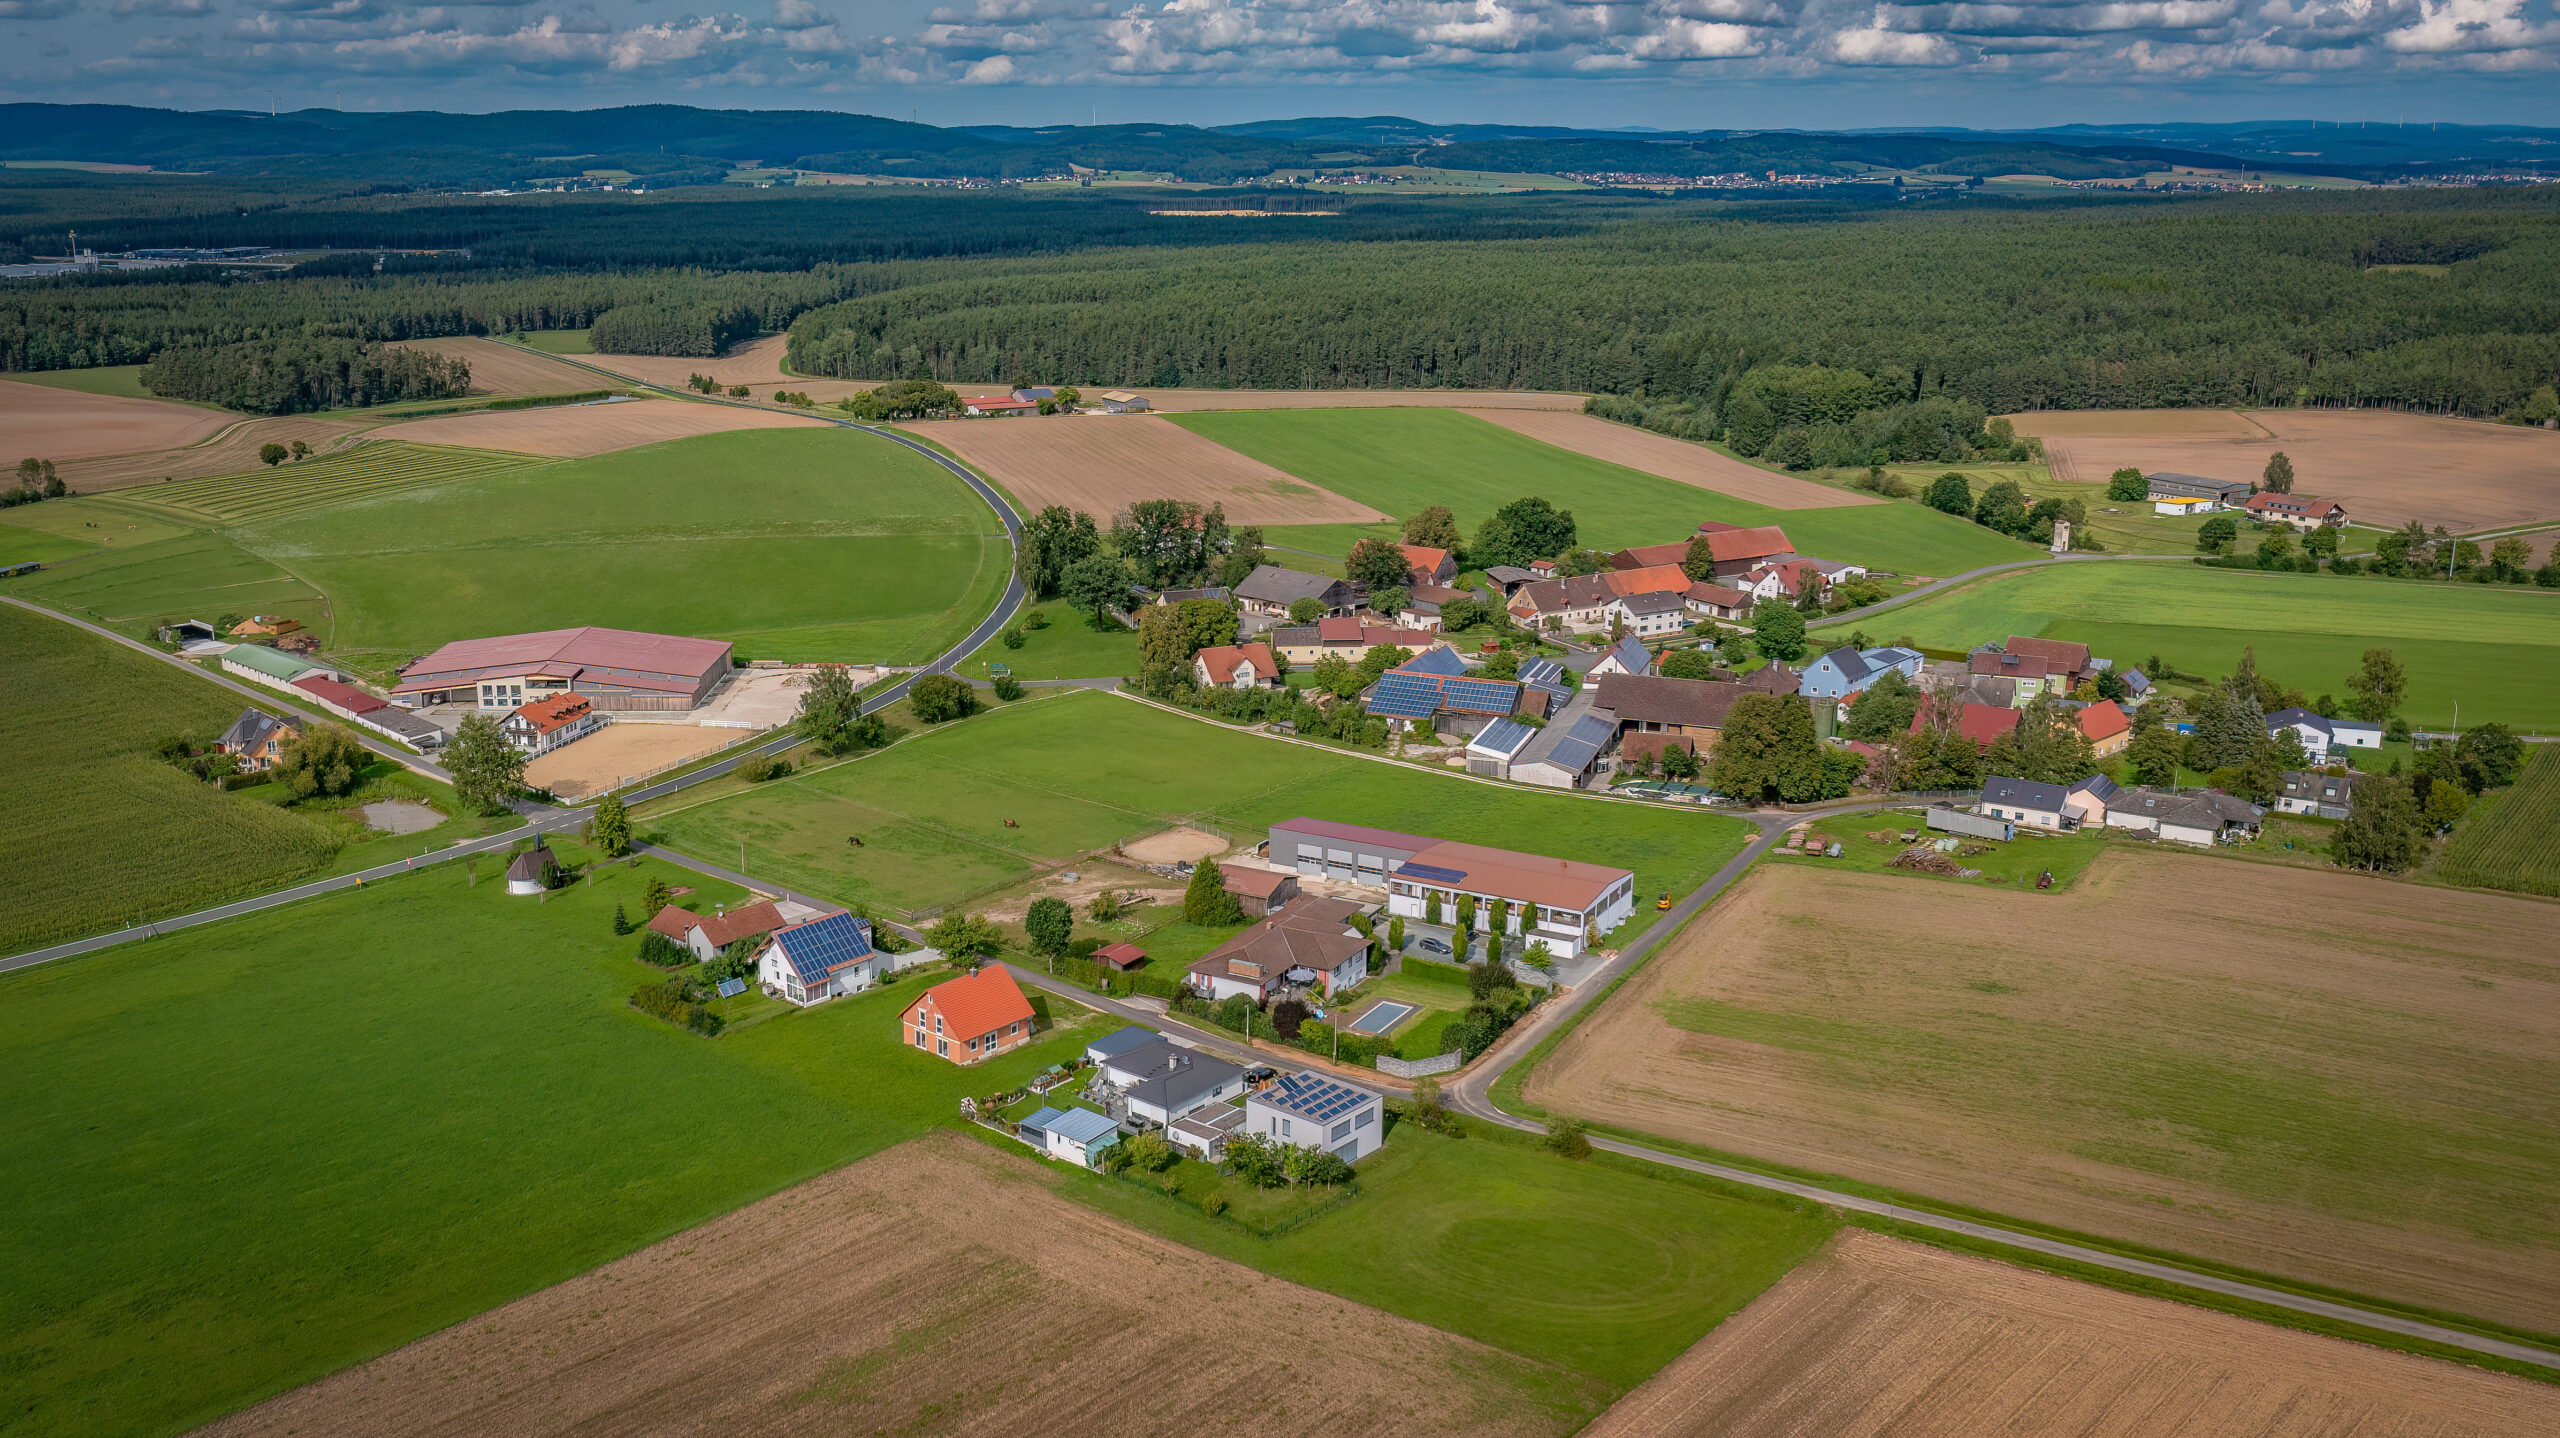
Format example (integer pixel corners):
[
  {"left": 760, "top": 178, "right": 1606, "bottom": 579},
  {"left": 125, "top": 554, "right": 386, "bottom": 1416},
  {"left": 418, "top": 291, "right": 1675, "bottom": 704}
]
[{"left": 391, "top": 626, "right": 733, "bottom": 713}]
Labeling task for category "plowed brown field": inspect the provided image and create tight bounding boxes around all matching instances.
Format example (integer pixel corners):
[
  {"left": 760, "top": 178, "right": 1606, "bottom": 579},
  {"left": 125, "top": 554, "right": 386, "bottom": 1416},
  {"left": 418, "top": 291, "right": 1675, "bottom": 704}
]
[
  {"left": 387, "top": 337, "right": 612, "bottom": 395},
  {"left": 2010, "top": 408, "right": 2560, "bottom": 531},
  {"left": 1528, "top": 851, "right": 2560, "bottom": 1331},
  {"left": 901, "top": 413, "right": 1389, "bottom": 524},
  {"left": 0, "top": 378, "right": 231, "bottom": 459},
  {"left": 1462, "top": 410, "right": 1881, "bottom": 510},
  {"left": 591, "top": 333, "right": 798, "bottom": 388},
  {"left": 1584, "top": 1229, "right": 2560, "bottom": 1438},
  {"left": 56, "top": 415, "right": 374, "bottom": 492},
  {"left": 195, "top": 1132, "right": 1602, "bottom": 1438},
  {"left": 383, "top": 397, "right": 828, "bottom": 456}
]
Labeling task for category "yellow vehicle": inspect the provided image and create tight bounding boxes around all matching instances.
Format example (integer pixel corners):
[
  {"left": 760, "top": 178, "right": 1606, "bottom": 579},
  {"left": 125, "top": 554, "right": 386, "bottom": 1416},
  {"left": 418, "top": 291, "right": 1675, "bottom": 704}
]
[{"left": 1655, "top": 891, "right": 1673, "bottom": 910}]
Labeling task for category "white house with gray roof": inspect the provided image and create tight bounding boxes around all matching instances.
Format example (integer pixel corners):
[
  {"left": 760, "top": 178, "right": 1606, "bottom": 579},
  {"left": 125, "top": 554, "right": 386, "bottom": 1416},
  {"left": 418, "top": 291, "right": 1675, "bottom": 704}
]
[
  {"left": 1245, "top": 1069, "right": 1384, "bottom": 1163},
  {"left": 1095, "top": 1036, "right": 1246, "bottom": 1127}
]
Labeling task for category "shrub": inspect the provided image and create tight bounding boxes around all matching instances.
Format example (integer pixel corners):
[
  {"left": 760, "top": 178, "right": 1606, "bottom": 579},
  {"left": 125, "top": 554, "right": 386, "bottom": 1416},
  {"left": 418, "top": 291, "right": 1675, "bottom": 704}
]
[
  {"left": 1545, "top": 1118, "right": 1592, "bottom": 1160},
  {"left": 743, "top": 755, "right": 792, "bottom": 782},
  {"left": 636, "top": 930, "right": 693, "bottom": 968},
  {"left": 993, "top": 675, "right": 1025, "bottom": 701},
  {"left": 629, "top": 974, "right": 724, "bottom": 1035},
  {"left": 1270, "top": 998, "right": 1311, "bottom": 1039},
  {"left": 907, "top": 673, "right": 978, "bottom": 723}
]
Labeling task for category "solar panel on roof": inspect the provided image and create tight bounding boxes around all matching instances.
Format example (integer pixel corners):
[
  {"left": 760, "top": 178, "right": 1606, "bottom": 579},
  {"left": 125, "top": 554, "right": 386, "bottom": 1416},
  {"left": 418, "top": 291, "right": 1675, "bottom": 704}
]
[
  {"left": 1400, "top": 647, "right": 1469, "bottom": 677},
  {"left": 779, "top": 912, "right": 873, "bottom": 982},
  {"left": 1397, "top": 862, "right": 1470, "bottom": 884},
  {"left": 1270, "top": 1073, "right": 1368, "bottom": 1122},
  {"left": 1364, "top": 673, "right": 1444, "bottom": 718}
]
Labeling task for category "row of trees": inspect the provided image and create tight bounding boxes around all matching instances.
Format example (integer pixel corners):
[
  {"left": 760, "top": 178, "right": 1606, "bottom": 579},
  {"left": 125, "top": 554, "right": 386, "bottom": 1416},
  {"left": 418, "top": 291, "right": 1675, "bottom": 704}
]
[
  {"left": 1925, "top": 470, "right": 2093, "bottom": 549},
  {"left": 140, "top": 337, "right": 470, "bottom": 414}
]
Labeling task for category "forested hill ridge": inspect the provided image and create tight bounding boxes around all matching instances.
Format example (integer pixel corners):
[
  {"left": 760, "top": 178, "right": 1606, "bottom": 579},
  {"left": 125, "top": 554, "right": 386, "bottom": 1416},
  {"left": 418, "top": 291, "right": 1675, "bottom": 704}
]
[{"left": 7, "top": 103, "right": 2556, "bottom": 188}]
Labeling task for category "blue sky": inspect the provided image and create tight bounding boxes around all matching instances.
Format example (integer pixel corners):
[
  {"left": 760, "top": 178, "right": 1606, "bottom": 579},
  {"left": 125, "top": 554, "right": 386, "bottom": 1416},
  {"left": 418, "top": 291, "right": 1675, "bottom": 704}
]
[{"left": 7, "top": 0, "right": 2558, "bottom": 126}]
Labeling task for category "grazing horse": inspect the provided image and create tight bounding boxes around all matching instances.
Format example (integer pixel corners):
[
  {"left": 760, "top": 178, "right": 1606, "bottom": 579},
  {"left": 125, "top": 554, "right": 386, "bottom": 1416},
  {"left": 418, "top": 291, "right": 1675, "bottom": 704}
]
[
  {"left": 1003, "top": 818, "right": 1020, "bottom": 828},
  {"left": 846, "top": 835, "right": 865, "bottom": 848}
]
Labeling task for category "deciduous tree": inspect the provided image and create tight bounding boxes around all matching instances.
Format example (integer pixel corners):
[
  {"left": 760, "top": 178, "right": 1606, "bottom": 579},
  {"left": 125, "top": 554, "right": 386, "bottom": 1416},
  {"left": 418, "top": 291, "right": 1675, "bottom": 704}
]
[
  {"left": 1470, "top": 497, "right": 1576, "bottom": 569},
  {"left": 274, "top": 722, "right": 368, "bottom": 799},
  {"left": 1658, "top": 647, "right": 1717, "bottom": 680},
  {"left": 1924, "top": 471, "right": 1973, "bottom": 516},
  {"left": 2332, "top": 776, "right": 2426, "bottom": 872},
  {"left": 1137, "top": 598, "right": 1239, "bottom": 677},
  {"left": 445, "top": 713, "right": 525, "bottom": 814},
  {"left": 2345, "top": 647, "right": 2407, "bottom": 725},
  {"left": 1750, "top": 599, "right": 1807, "bottom": 662},
  {"left": 2262, "top": 451, "right": 2294, "bottom": 494},
  {"left": 1024, "top": 896, "right": 1073, "bottom": 961},
  {"left": 1347, "top": 537, "right": 1412, "bottom": 591},
  {"left": 1707, "top": 693, "right": 1827, "bottom": 802},
  {"left": 589, "top": 794, "right": 633, "bottom": 858},
  {"left": 2105, "top": 466, "right": 2148, "bottom": 502},
  {"left": 1402, "top": 505, "right": 1461, "bottom": 552},
  {"left": 906, "top": 673, "right": 977, "bottom": 723},
  {"left": 1060, "top": 554, "right": 1133, "bottom": 630}
]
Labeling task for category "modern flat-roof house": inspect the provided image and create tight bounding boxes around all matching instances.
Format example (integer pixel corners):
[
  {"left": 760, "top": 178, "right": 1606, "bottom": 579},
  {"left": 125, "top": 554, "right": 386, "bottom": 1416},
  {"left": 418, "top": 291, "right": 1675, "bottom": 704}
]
[
  {"left": 2265, "top": 707, "right": 2383, "bottom": 760},
  {"left": 1192, "top": 642, "right": 1281, "bottom": 690},
  {"left": 393, "top": 627, "right": 732, "bottom": 713},
  {"left": 1168, "top": 1102, "right": 1247, "bottom": 1159},
  {"left": 1094, "top": 1036, "right": 1247, "bottom": 1128},
  {"left": 1017, "top": 1106, "right": 1121, "bottom": 1169},
  {"left": 2244, "top": 493, "right": 2347, "bottom": 529},
  {"left": 2146, "top": 473, "right": 2253, "bottom": 509},
  {"left": 1234, "top": 565, "right": 1356, "bottom": 619},
  {"left": 1246, "top": 1070, "right": 1385, "bottom": 1163},
  {"left": 2278, "top": 770, "right": 2360, "bottom": 819},
  {"left": 757, "top": 910, "right": 885, "bottom": 1007},
  {"left": 2105, "top": 787, "right": 2265, "bottom": 846},
  {"left": 1799, "top": 645, "right": 1924, "bottom": 701},
  {"left": 902, "top": 965, "right": 1037, "bottom": 1062},
  {"left": 216, "top": 708, "right": 303, "bottom": 772},
  {"left": 1401, "top": 544, "right": 1457, "bottom": 587},
  {"left": 1266, "top": 818, "right": 1635, "bottom": 958},
  {"left": 648, "top": 899, "right": 786, "bottom": 963},
  {"left": 1980, "top": 775, "right": 2075, "bottom": 830},
  {"left": 1186, "top": 895, "right": 1374, "bottom": 1002},
  {"left": 499, "top": 693, "right": 605, "bottom": 755}
]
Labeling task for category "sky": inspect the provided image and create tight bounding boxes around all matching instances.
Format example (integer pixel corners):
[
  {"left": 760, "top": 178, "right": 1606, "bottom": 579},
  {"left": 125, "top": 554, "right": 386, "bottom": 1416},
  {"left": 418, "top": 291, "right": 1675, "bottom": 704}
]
[{"left": 6, "top": 0, "right": 2559, "bottom": 127}]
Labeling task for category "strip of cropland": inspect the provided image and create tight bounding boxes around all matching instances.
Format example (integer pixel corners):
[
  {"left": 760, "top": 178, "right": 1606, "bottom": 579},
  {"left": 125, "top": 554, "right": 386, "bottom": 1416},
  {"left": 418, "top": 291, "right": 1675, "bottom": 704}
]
[
  {"left": 17, "top": 426, "right": 1009, "bottom": 669},
  {"left": 1171, "top": 408, "right": 2036, "bottom": 578},
  {"left": 643, "top": 688, "right": 1755, "bottom": 917},
  {"left": 1, "top": 830, "right": 1827, "bottom": 1436},
  {"left": 1526, "top": 853, "right": 2560, "bottom": 1335},
  {"left": 1813, "top": 561, "right": 2560, "bottom": 730},
  {"left": 2439, "top": 745, "right": 2560, "bottom": 898}
]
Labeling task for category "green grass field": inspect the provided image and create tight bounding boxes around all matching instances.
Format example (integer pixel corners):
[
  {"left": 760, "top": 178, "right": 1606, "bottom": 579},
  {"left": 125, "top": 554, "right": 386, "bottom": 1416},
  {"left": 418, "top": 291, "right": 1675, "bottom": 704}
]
[
  {"left": 647, "top": 690, "right": 1755, "bottom": 920},
  {"left": 2439, "top": 745, "right": 2560, "bottom": 897},
  {"left": 1818, "top": 562, "right": 2560, "bottom": 730},
  {"left": 959, "top": 614, "right": 1137, "bottom": 680},
  {"left": 0, "top": 365, "right": 167, "bottom": 401},
  {"left": 1174, "top": 408, "right": 2036, "bottom": 577},
  {"left": 28, "top": 428, "right": 1010, "bottom": 664},
  {"left": 515, "top": 329, "right": 595, "bottom": 354},
  {"left": 0, "top": 850, "right": 1118, "bottom": 1438},
  {"left": 0, "top": 518, "right": 104, "bottom": 564}
]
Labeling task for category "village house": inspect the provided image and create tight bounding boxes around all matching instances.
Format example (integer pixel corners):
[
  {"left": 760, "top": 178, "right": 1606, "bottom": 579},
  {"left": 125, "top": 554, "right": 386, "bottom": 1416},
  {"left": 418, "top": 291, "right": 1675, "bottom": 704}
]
[
  {"left": 1980, "top": 775, "right": 2076, "bottom": 830},
  {"left": 216, "top": 708, "right": 303, "bottom": 772},
  {"left": 1092, "top": 1033, "right": 1247, "bottom": 1128},
  {"left": 499, "top": 692, "right": 605, "bottom": 755},
  {"left": 2265, "top": 707, "right": 2384, "bottom": 761},
  {"left": 902, "top": 964, "right": 1037, "bottom": 1061},
  {"left": 1267, "top": 617, "right": 1421, "bottom": 665},
  {"left": 1186, "top": 894, "right": 1374, "bottom": 1002},
  {"left": 1909, "top": 696, "right": 2024, "bottom": 749},
  {"left": 1506, "top": 573, "right": 1618, "bottom": 631},
  {"left": 2106, "top": 787, "right": 2265, "bottom": 846},
  {"left": 2146, "top": 473, "right": 2253, "bottom": 510},
  {"left": 1363, "top": 647, "right": 1525, "bottom": 737},
  {"left": 1193, "top": 642, "right": 1281, "bottom": 690},
  {"left": 2061, "top": 774, "right": 2120, "bottom": 827},
  {"left": 1585, "top": 635, "right": 1655, "bottom": 681},
  {"left": 1015, "top": 1106, "right": 1120, "bottom": 1170},
  {"left": 1968, "top": 648, "right": 2055, "bottom": 704},
  {"left": 2278, "top": 770, "right": 2360, "bottom": 819},
  {"left": 759, "top": 909, "right": 887, "bottom": 1007},
  {"left": 961, "top": 395, "right": 1041, "bottom": 416},
  {"left": 1480, "top": 565, "right": 1541, "bottom": 596},
  {"left": 393, "top": 627, "right": 732, "bottom": 713},
  {"left": 1684, "top": 580, "right": 1752, "bottom": 621},
  {"left": 647, "top": 899, "right": 786, "bottom": 963},
  {"left": 1798, "top": 645, "right": 1924, "bottom": 702},
  {"left": 1234, "top": 564, "right": 1357, "bottom": 619},
  {"left": 1400, "top": 544, "right": 1457, "bottom": 587},
  {"left": 1246, "top": 1069, "right": 1385, "bottom": 1163},
  {"left": 1594, "top": 673, "right": 1746, "bottom": 753},
  {"left": 2001, "top": 635, "right": 2094, "bottom": 689},
  {"left": 1268, "top": 818, "right": 1636, "bottom": 958},
  {"left": 2243, "top": 493, "right": 2348, "bottom": 530},
  {"left": 1609, "top": 588, "right": 1691, "bottom": 638},
  {"left": 1686, "top": 523, "right": 1799, "bottom": 580},
  {"left": 1219, "top": 862, "right": 1299, "bottom": 918},
  {"left": 1734, "top": 557, "right": 1865, "bottom": 604},
  {"left": 2076, "top": 699, "right": 2132, "bottom": 757},
  {"left": 1397, "top": 583, "right": 1471, "bottom": 629}
]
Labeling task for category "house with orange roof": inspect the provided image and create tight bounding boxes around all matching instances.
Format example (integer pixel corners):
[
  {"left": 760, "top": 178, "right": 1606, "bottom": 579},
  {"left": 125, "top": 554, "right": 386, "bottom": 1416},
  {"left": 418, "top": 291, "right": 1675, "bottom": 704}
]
[
  {"left": 902, "top": 966, "right": 1038, "bottom": 1064},
  {"left": 498, "top": 692, "right": 604, "bottom": 755},
  {"left": 2076, "top": 700, "right": 2131, "bottom": 758},
  {"left": 1688, "top": 524, "right": 1796, "bottom": 579},
  {"left": 1399, "top": 544, "right": 1456, "bottom": 587},
  {"left": 1601, "top": 563, "right": 1694, "bottom": 598},
  {"left": 1910, "top": 696, "right": 2023, "bottom": 749},
  {"left": 1192, "top": 642, "right": 1281, "bottom": 690}
]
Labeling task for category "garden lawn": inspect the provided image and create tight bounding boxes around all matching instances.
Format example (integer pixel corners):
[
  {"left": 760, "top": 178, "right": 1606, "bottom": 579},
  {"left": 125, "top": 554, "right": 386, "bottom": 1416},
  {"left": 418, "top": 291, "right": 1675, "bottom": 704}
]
[
  {"left": 1767, "top": 820, "right": 2115, "bottom": 890},
  {"left": 645, "top": 690, "right": 1755, "bottom": 920},
  {"left": 236, "top": 428, "right": 1006, "bottom": 664},
  {"left": 1173, "top": 408, "right": 2034, "bottom": 577},
  {"left": 960, "top": 614, "right": 1139, "bottom": 680},
  {"left": 1819, "top": 562, "right": 2560, "bottom": 730},
  {"left": 1060, "top": 1120, "right": 1836, "bottom": 1392},
  {"left": 0, "top": 850, "right": 1110, "bottom": 1438}
]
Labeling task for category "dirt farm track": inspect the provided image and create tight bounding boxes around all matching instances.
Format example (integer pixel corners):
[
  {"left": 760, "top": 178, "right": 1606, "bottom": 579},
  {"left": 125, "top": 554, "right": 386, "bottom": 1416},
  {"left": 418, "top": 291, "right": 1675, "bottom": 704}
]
[
  {"left": 2010, "top": 408, "right": 2560, "bottom": 533},
  {"left": 1527, "top": 851, "right": 2560, "bottom": 1332},
  {"left": 1584, "top": 1230, "right": 2560, "bottom": 1438},
  {"left": 195, "top": 1133, "right": 1599, "bottom": 1438}
]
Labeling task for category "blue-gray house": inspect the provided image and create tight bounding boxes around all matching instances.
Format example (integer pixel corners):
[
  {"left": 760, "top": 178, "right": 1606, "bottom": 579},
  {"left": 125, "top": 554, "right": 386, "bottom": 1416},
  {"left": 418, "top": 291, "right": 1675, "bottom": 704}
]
[{"left": 1797, "top": 645, "right": 1925, "bottom": 702}]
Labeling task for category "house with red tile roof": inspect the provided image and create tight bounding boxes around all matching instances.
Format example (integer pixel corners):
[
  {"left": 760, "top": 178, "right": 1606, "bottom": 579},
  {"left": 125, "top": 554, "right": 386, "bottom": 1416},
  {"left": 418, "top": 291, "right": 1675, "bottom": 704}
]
[
  {"left": 1911, "top": 697, "right": 2024, "bottom": 749},
  {"left": 1689, "top": 524, "right": 1796, "bottom": 579},
  {"left": 647, "top": 899, "right": 787, "bottom": 962},
  {"left": 2243, "top": 493, "right": 2347, "bottom": 530},
  {"left": 500, "top": 693, "right": 605, "bottom": 755},
  {"left": 1399, "top": 544, "right": 1455, "bottom": 587},
  {"left": 2077, "top": 700, "right": 2131, "bottom": 757},
  {"left": 1192, "top": 642, "right": 1281, "bottom": 689},
  {"left": 902, "top": 966, "right": 1038, "bottom": 1064}
]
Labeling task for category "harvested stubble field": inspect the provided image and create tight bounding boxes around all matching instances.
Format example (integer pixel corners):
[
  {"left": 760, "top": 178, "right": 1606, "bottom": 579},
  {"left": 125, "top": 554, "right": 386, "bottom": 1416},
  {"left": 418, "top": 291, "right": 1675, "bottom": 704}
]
[
  {"left": 523, "top": 723, "right": 743, "bottom": 799},
  {"left": 200, "top": 1132, "right": 1604, "bottom": 1438},
  {"left": 0, "top": 377, "right": 228, "bottom": 458},
  {"left": 1461, "top": 409, "right": 1879, "bottom": 510},
  {"left": 384, "top": 336, "right": 608, "bottom": 395},
  {"left": 106, "top": 441, "right": 542, "bottom": 527},
  {"left": 385, "top": 397, "right": 828, "bottom": 457},
  {"left": 2010, "top": 408, "right": 2560, "bottom": 532},
  {"left": 1528, "top": 851, "right": 2560, "bottom": 1331},
  {"left": 1584, "top": 1229, "right": 2560, "bottom": 1438},
  {"left": 900, "top": 413, "right": 1389, "bottom": 525},
  {"left": 590, "top": 333, "right": 798, "bottom": 388},
  {"left": 56, "top": 414, "right": 373, "bottom": 492},
  {"left": 2439, "top": 745, "right": 2560, "bottom": 898}
]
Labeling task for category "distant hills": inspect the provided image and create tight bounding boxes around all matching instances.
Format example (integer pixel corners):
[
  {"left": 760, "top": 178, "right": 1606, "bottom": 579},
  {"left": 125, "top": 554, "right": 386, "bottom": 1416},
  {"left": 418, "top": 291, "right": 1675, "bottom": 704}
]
[{"left": 2, "top": 103, "right": 2553, "bottom": 189}]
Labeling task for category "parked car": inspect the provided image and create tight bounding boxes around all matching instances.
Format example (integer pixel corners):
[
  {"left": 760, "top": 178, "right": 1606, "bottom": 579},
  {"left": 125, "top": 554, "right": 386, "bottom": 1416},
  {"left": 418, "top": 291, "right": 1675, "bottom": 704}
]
[{"left": 1419, "top": 937, "right": 1452, "bottom": 955}]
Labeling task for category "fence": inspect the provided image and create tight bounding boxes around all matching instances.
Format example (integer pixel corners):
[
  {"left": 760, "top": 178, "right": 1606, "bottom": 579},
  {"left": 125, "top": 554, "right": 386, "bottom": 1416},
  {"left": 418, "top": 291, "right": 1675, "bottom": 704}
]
[
  {"left": 1376, "top": 1052, "right": 1461, "bottom": 1079},
  {"left": 603, "top": 725, "right": 778, "bottom": 794}
]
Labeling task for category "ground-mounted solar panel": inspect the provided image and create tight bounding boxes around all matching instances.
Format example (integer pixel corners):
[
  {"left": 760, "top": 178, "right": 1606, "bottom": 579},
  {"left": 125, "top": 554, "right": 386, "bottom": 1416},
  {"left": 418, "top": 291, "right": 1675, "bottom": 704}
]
[{"left": 715, "top": 976, "right": 747, "bottom": 998}]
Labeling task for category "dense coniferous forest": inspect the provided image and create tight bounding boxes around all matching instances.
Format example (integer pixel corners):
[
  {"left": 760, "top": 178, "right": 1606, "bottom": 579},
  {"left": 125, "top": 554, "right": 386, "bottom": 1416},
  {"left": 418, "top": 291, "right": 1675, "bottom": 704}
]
[{"left": 140, "top": 337, "right": 470, "bottom": 413}]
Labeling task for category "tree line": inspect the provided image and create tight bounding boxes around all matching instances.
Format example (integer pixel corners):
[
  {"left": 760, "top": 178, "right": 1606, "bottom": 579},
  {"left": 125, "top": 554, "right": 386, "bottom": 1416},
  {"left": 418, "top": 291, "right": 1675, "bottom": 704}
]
[{"left": 140, "top": 337, "right": 471, "bottom": 414}]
